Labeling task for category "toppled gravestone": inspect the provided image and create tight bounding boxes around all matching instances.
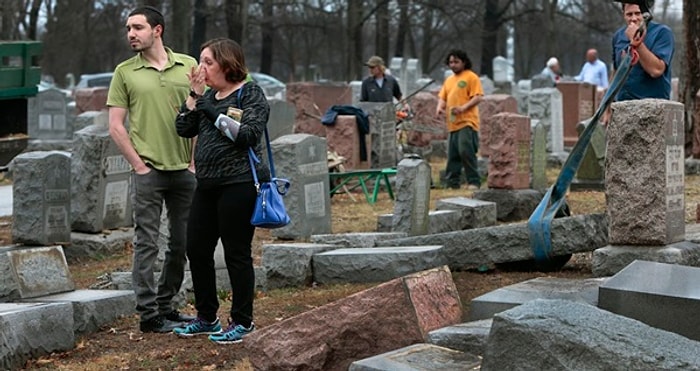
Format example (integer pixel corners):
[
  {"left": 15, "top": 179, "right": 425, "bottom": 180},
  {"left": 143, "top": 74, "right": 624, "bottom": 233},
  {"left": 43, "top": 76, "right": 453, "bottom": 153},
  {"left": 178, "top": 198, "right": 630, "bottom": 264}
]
[
  {"left": 481, "top": 299, "right": 700, "bottom": 370},
  {"left": 244, "top": 266, "right": 462, "bottom": 371}
]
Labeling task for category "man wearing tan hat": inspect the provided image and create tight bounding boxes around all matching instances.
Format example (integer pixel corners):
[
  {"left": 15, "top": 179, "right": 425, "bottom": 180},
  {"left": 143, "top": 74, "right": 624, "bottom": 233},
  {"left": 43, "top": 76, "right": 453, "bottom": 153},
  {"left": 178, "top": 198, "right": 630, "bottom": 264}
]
[{"left": 360, "top": 56, "right": 403, "bottom": 102}]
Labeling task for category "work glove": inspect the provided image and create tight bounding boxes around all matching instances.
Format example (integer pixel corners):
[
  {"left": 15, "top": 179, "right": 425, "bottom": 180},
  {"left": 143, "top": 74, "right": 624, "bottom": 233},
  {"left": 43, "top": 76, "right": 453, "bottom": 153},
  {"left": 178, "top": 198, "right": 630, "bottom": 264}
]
[{"left": 196, "top": 98, "right": 219, "bottom": 122}]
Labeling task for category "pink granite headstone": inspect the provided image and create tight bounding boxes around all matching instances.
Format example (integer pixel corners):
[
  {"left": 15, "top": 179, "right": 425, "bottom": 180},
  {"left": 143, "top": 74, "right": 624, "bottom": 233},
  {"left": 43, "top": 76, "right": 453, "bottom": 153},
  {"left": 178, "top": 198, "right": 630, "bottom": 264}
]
[
  {"left": 286, "top": 83, "right": 353, "bottom": 137},
  {"left": 556, "top": 82, "right": 596, "bottom": 148},
  {"left": 405, "top": 92, "right": 446, "bottom": 147},
  {"left": 73, "top": 87, "right": 108, "bottom": 114},
  {"left": 479, "top": 94, "right": 518, "bottom": 157},
  {"left": 244, "top": 266, "right": 463, "bottom": 371},
  {"left": 487, "top": 112, "right": 531, "bottom": 189},
  {"left": 324, "top": 115, "right": 369, "bottom": 170}
]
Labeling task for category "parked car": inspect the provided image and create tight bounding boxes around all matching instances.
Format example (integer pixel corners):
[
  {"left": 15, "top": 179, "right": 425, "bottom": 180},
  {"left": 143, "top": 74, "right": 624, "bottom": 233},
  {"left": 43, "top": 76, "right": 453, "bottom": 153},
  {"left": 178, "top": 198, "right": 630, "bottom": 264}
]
[
  {"left": 68, "top": 71, "right": 286, "bottom": 100},
  {"left": 75, "top": 72, "right": 114, "bottom": 90},
  {"left": 250, "top": 72, "right": 286, "bottom": 100}
]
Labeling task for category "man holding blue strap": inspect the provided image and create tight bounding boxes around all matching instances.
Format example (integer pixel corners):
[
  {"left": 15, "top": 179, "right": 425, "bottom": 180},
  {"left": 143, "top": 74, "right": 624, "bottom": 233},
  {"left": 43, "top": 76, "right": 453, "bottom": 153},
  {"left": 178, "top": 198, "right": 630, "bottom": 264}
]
[{"left": 611, "top": 0, "right": 674, "bottom": 101}]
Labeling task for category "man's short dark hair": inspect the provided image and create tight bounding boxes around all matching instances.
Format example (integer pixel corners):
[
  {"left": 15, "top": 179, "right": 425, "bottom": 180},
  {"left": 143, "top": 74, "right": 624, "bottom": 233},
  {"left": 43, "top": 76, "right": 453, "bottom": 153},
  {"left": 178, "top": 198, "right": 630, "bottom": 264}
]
[
  {"left": 621, "top": 0, "right": 653, "bottom": 14},
  {"left": 445, "top": 49, "right": 472, "bottom": 70},
  {"left": 129, "top": 6, "right": 165, "bottom": 35}
]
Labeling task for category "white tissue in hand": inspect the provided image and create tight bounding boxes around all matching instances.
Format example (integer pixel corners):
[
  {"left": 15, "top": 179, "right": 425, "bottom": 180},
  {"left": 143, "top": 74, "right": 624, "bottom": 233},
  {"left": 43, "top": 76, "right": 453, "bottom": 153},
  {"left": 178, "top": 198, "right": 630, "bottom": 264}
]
[{"left": 214, "top": 114, "right": 241, "bottom": 141}]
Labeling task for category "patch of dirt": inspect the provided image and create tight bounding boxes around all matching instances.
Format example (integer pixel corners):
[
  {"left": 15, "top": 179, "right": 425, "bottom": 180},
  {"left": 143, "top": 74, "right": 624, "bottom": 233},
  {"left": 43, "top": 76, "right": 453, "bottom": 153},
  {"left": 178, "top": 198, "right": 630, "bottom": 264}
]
[{"left": 11, "top": 169, "right": 700, "bottom": 370}]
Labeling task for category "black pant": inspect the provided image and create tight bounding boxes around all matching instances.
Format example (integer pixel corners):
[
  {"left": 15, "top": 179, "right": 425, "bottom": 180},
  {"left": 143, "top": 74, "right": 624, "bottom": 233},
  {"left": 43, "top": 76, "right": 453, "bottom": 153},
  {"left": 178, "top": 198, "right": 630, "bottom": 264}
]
[
  {"left": 446, "top": 126, "right": 480, "bottom": 187},
  {"left": 186, "top": 182, "right": 256, "bottom": 327}
]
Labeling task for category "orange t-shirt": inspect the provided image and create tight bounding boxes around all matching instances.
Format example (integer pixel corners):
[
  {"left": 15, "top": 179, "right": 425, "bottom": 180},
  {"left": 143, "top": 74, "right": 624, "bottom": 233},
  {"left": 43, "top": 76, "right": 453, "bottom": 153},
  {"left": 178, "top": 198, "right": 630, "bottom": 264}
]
[{"left": 438, "top": 69, "right": 483, "bottom": 132}]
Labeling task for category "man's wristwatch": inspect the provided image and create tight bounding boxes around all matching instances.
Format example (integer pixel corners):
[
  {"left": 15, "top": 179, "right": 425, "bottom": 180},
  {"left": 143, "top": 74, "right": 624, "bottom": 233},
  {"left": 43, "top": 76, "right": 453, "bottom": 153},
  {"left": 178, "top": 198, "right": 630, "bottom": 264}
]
[{"left": 189, "top": 90, "right": 202, "bottom": 99}]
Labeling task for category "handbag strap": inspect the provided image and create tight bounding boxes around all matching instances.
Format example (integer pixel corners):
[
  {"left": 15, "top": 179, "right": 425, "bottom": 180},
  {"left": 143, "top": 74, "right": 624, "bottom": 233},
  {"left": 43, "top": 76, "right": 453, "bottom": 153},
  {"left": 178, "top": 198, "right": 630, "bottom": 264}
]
[
  {"left": 244, "top": 83, "right": 276, "bottom": 187},
  {"left": 248, "top": 127, "right": 275, "bottom": 185}
]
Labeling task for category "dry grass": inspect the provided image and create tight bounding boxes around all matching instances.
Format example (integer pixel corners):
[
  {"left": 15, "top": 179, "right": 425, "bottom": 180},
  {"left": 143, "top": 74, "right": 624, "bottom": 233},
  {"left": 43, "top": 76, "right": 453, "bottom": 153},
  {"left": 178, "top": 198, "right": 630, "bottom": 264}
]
[{"left": 13, "top": 159, "right": 700, "bottom": 370}]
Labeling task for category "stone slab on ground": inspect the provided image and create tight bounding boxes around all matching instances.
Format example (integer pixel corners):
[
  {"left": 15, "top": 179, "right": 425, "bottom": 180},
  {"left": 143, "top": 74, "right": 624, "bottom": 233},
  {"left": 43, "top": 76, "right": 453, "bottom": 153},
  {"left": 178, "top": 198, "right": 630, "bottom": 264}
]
[
  {"left": 109, "top": 267, "right": 267, "bottom": 298},
  {"left": 470, "top": 277, "right": 606, "bottom": 321},
  {"left": 427, "top": 210, "right": 462, "bottom": 234},
  {"left": 244, "top": 266, "right": 463, "bottom": 371},
  {"left": 349, "top": 343, "right": 481, "bottom": 371},
  {"left": 0, "top": 302, "right": 75, "bottom": 370},
  {"left": 481, "top": 299, "right": 700, "bottom": 371},
  {"left": 376, "top": 214, "right": 608, "bottom": 270},
  {"left": 214, "top": 266, "right": 269, "bottom": 292},
  {"left": 599, "top": 260, "right": 700, "bottom": 342},
  {"left": 23, "top": 289, "right": 135, "bottom": 334},
  {"left": 0, "top": 245, "right": 74, "bottom": 301},
  {"left": 427, "top": 319, "right": 493, "bottom": 355},
  {"left": 435, "top": 197, "right": 497, "bottom": 229},
  {"left": 313, "top": 246, "right": 446, "bottom": 284},
  {"left": 309, "top": 232, "right": 408, "bottom": 248},
  {"left": 472, "top": 189, "right": 543, "bottom": 222},
  {"left": 376, "top": 210, "right": 462, "bottom": 234},
  {"left": 65, "top": 228, "right": 134, "bottom": 261},
  {"left": 262, "top": 243, "right": 338, "bottom": 290},
  {"left": 592, "top": 240, "right": 700, "bottom": 276}
]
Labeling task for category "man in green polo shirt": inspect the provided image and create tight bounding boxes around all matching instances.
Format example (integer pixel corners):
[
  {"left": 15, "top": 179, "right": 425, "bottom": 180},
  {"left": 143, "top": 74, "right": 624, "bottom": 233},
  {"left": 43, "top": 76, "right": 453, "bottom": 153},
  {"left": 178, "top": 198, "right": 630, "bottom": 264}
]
[{"left": 107, "top": 5, "right": 197, "bottom": 333}]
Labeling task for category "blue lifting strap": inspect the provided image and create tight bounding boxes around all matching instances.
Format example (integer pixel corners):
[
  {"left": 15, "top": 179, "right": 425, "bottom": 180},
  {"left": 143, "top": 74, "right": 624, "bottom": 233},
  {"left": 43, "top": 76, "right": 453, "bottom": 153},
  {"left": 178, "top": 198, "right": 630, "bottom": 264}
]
[{"left": 528, "top": 47, "right": 636, "bottom": 262}]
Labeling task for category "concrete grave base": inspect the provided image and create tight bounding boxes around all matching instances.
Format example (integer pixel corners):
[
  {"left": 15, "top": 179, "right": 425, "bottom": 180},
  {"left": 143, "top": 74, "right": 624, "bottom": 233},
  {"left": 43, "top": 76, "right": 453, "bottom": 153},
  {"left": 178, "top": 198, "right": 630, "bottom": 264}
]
[
  {"left": 427, "top": 319, "right": 493, "bottom": 355},
  {"left": 0, "top": 302, "right": 75, "bottom": 370},
  {"left": 376, "top": 214, "right": 608, "bottom": 271},
  {"left": 349, "top": 343, "right": 481, "bottom": 371},
  {"left": 310, "top": 232, "right": 408, "bottom": 248},
  {"left": 592, "top": 240, "right": 700, "bottom": 277},
  {"left": 65, "top": 228, "right": 134, "bottom": 261},
  {"left": 23, "top": 289, "right": 135, "bottom": 334},
  {"left": 26, "top": 139, "right": 73, "bottom": 152},
  {"left": 471, "top": 189, "right": 542, "bottom": 222},
  {"left": 244, "top": 266, "right": 463, "bottom": 371},
  {"left": 470, "top": 277, "right": 606, "bottom": 321},
  {"left": 312, "top": 246, "right": 446, "bottom": 284},
  {"left": 599, "top": 260, "right": 700, "bottom": 341},
  {"left": 570, "top": 177, "right": 605, "bottom": 191},
  {"left": 262, "top": 243, "right": 337, "bottom": 290},
  {"left": 435, "top": 197, "right": 497, "bottom": 229},
  {"left": 376, "top": 211, "right": 462, "bottom": 234},
  {"left": 109, "top": 266, "right": 268, "bottom": 299}
]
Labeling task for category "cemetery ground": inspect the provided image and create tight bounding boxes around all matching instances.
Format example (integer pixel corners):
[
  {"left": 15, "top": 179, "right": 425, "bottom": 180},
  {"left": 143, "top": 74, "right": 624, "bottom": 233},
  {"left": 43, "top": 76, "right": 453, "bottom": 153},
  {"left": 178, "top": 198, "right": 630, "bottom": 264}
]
[{"left": 6, "top": 164, "right": 700, "bottom": 370}]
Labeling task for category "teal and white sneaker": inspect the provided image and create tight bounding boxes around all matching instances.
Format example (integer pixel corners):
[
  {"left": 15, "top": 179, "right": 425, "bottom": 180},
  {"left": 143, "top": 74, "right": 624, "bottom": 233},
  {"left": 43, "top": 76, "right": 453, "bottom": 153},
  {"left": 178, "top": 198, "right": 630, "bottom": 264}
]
[
  {"left": 208, "top": 322, "right": 254, "bottom": 344},
  {"left": 173, "top": 317, "right": 222, "bottom": 337}
]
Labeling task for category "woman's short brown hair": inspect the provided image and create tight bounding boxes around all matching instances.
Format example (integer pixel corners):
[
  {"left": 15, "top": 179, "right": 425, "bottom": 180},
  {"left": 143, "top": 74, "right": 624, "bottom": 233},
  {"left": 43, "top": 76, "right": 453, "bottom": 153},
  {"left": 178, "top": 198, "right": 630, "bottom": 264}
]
[{"left": 200, "top": 38, "right": 248, "bottom": 83}]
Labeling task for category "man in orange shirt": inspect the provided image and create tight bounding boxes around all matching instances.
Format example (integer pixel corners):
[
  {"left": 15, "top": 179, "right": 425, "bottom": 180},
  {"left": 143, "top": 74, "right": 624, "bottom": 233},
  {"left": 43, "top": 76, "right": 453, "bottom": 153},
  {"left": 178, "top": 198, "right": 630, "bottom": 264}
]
[{"left": 436, "top": 49, "right": 484, "bottom": 190}]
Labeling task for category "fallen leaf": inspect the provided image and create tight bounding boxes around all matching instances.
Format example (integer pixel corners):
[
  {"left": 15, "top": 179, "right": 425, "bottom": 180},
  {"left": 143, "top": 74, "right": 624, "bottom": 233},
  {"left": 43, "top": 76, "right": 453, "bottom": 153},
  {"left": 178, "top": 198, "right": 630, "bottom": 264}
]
[{"left": 128, "top": 332, "right": 143, "bottom": 341}]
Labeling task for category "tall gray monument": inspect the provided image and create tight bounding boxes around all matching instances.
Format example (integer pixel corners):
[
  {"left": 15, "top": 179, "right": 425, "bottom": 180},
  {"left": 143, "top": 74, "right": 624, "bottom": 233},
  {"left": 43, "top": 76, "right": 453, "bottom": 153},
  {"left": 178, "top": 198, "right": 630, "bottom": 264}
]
[
  {"left": 271, "top": 134, "right": 332, "bottom": 239},
  {"left": 71, "top": 114, "right": 133, "bottom": 232},
  {"left": 592, "top": 99, "right": 700, "bottom": 276},
  {"left": 392, "top": 157, "right": 431, "bottom": 236},
  {"left": 12, "top": 151, "right": 72, "bottom": 245}
]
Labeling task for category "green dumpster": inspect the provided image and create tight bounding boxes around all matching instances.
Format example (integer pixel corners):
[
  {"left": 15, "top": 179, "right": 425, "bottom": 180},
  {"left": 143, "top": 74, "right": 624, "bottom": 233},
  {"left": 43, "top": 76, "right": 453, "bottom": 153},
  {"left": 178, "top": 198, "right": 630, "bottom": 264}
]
[{"left": 0, "top": 41, "right": 42, "bottom": 168}]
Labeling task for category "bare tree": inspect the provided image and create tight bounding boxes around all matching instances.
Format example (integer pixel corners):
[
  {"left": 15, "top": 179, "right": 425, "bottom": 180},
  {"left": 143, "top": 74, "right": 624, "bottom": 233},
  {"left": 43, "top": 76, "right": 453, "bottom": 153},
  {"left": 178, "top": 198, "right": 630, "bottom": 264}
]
[
  {"left": 682, "top": 0, "right": 700, "bottom": 157},
  {"left": 226, "top": 0, "right": 248, "bottom": 45},
  {"left": 259, "top": 0, "right": 273, "bottom": 74},
  {"left": 170, "top": 0, "right": 190, "bottom": 53},
  {"left": 25, "top": 0, "right": 43, "bottom": 40},
  {"left": 479, "top": 0, "right": 517, "bottom": 78},
  {"left": 374, "top": 0, "right": 389, "bottom": 60},
  {"left": 394, "top": 0, "right": 409, "bottom": 57},
  {"left": 347, "top": 0, "right": 363, "bottom": 80},
  {"left": 190, "top": 0, "right": 206, "bottom": 58}
]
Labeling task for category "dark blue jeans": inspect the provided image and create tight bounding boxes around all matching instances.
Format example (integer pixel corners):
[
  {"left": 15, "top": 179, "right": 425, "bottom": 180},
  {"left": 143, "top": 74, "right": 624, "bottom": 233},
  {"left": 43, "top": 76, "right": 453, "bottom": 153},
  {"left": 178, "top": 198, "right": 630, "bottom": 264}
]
[
  {"left": 131, "top": 168, "right": 195, "bottom": 322},
  {"left": 186, "top": 182, "right": 257, "bottom": 327},
  {"left": 446, "top": 126, "right": 480, "bottom": 187}
]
